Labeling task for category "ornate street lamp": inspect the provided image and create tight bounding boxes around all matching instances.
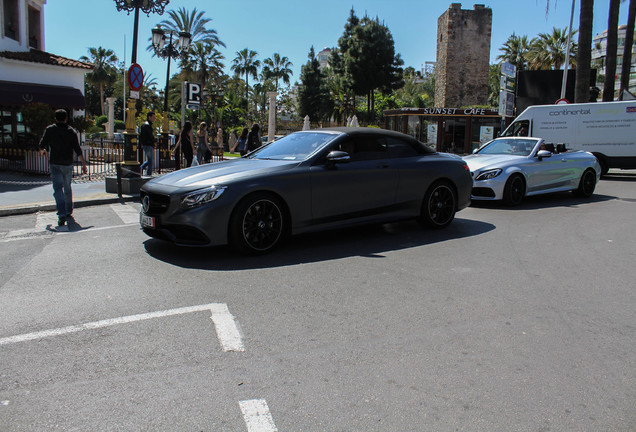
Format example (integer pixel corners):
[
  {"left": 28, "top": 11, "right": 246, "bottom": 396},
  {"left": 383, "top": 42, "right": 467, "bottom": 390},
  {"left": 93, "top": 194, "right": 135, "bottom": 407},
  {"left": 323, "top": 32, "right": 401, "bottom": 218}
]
[
  {"left": 113, "top": 0, "right": 169, "bottom": 175},
  {"left": 151, "top": 26, "right": 191, "bottom": 134}
]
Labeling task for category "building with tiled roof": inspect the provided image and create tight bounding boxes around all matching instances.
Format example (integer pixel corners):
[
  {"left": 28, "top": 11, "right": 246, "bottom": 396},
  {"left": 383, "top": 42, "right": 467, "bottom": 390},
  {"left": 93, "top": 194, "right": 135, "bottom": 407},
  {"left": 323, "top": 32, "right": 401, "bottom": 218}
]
[{"left": 1, "top": 0, "right": 92, "bottom": 148}]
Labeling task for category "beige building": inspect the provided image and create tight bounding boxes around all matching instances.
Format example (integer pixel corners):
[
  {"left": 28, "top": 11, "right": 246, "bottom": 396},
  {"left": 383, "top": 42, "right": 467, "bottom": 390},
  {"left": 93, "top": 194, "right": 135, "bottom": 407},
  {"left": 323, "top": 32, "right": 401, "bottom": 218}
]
[{"left": 435, "top": 3, "right": 492, "bottom": 107}]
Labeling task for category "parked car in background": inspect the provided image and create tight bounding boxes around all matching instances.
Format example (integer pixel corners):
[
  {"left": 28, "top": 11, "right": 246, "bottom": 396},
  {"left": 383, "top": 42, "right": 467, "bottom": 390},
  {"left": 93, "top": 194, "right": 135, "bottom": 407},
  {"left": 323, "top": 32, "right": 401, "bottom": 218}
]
[
  {"left": 463, "top": 137, "right": 600, "bottom": 206},
  {"left": 140, "top": 128, "right": 473, "bottom": 254}
]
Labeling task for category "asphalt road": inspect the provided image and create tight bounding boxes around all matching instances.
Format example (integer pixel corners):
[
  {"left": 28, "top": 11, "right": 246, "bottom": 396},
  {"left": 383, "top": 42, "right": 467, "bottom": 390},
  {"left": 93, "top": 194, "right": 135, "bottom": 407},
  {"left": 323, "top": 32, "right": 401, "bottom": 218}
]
[{"left": 1, "top": 174, "right": 635, "bottom": 431}]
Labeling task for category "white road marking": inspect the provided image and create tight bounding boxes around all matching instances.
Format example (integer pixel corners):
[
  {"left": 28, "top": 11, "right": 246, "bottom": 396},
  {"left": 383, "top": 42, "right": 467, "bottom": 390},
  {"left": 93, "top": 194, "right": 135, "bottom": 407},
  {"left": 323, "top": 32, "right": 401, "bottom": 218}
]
[
  {"left": 1, "top": 223, "right": 137, "bottom": 243},
  {"left": 0, "top": 303, "right": 244, "bottom": 351},
  {"left": 36, "top": 212, "right": 57, "bottom": 230},
  {"left": 110, "top": 203, "right": 141, "bottom": 225},
  {"left": 240, "top": 399, "right": 278, "bottom": 432}
]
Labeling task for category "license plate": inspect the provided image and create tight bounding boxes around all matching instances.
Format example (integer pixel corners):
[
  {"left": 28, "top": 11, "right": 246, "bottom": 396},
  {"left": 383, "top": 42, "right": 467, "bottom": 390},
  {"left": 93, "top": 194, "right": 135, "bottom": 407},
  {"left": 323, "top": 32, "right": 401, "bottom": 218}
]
[{"left": 140, "top": 213, "right": 155, "bottom": 228}]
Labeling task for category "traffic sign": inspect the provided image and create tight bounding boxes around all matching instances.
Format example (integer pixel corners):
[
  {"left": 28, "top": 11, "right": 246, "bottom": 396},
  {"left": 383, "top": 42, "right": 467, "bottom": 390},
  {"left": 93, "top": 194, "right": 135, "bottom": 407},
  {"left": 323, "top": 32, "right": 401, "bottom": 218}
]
[
  {"left": 127, "top": 63, "right": 144, "bottom": 92},
  {"left": 555, "top": 98, "right": 570, "bottom": 104},
  {"left": 187, "top": 82, "right": 201, "bottom": 105},
  {"left": 501, "top": 62, "right": 516, "bottom": 78}
]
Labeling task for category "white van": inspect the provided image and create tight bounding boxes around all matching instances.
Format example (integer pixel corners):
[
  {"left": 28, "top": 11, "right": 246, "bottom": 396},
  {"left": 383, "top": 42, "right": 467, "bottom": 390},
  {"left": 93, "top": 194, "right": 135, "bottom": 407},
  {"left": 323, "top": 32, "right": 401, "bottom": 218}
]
[{"left": 502, "top": 101, "right": 636, "bottom": 174}]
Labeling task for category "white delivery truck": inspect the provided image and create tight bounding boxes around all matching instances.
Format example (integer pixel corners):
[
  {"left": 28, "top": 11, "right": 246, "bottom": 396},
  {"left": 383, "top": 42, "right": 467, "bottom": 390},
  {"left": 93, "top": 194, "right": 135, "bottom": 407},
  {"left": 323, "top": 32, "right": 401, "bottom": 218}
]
[{"left": 502, "top": 101, "right": 636, "bottom": 174}]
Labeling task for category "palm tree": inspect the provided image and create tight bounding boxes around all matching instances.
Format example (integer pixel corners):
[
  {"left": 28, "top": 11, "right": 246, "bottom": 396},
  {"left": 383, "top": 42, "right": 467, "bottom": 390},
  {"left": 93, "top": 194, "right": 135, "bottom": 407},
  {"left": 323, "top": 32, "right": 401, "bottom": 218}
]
[
  {"left": 575, "top": 0, "right": 594, "bottom": 102},
  {"left": 262, "top": 53, "right": 293, "bottom": 92},
  {"left": 603, "top": 0, "right": 621, "bottom": 100},
  {"left": 620, "top": 0, "right": 636, "bottom": 98},
  {"left": 80, "top": 47, "right": 119, "bottom": 115},
  {"left": 497, "top": 34, "right": 531, "bottom": 71},
  {"left": 231, "top": 48, "right": 260, "bottom": 112},
  {"left": 155, "top": 7, "right": 225, "bottom": 48},
  {"left": 182, "top": 42, "right": 225, "bottom": 96},
  {"left": 527, "top": 27, "right": 577, "bottom": 70}
]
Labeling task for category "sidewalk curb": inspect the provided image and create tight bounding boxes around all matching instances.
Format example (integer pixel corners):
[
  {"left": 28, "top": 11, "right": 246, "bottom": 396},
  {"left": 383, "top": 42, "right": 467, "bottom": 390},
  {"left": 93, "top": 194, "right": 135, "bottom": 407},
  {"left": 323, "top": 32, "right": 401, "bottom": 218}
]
[{"left": 0, "top": 195, "right": 139, "bottom": 217}]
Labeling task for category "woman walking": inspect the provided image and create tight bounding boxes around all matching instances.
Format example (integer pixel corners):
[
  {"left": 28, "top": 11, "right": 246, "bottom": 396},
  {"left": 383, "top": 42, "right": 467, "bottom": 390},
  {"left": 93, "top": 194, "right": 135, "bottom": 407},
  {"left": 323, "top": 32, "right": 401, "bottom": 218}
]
[
  {"left": 245, "top": 123, "right": 261, "bottom": 154},
  {"left": 196, "top": 122, "right": 211, "bottom": 164},
  {"left": 173, "top": 121, "right": 195, "bottom": 168},
  {"left": 236, "top": 127, "right": 249, "bottom": 156}
]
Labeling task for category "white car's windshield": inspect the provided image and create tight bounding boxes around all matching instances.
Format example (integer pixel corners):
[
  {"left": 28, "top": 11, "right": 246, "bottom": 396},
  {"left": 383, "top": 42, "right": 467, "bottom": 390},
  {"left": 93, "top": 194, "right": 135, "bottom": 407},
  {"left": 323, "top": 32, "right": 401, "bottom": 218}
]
[
  {"left": 477, "top": 138, "right": 539, "bottom": 156},
  {"left": 248, "top": 132, "right": 338, "bottom": 161}
]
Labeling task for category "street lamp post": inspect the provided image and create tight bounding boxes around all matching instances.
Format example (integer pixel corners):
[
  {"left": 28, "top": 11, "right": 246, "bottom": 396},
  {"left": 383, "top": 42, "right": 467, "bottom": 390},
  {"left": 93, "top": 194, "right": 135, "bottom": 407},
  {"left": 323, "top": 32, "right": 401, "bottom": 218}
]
[
  {"left": 151, "top": 27, "right": 191, "bottom": 135},
  {"left": 113, "top": 0, "right": 169, "bottom": 176}
]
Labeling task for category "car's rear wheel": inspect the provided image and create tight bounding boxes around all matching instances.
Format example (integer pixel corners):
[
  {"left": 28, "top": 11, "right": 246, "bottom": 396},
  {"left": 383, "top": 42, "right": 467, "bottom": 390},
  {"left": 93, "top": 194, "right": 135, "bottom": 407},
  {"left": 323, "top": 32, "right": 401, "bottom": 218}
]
[
  {"left": 229, "top": 193, "right": 285, "bottom": 254},
  {"left": 417, "top": 181, "right": 457, "bottom": 229},
  {"left": 573, "top": 169, "right": 596, "bottom": 198},
  {"left": 503, "top": 174, "right": 525, "bottom": 206}
]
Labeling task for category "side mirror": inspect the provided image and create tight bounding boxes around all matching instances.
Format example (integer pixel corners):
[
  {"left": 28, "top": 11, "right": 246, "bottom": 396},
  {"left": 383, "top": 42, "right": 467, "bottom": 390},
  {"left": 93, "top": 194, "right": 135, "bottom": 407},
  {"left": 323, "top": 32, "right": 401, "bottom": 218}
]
[
  {"left": 537, "top": 150, "right": 552, "bottom": 160},
  {"left": 326, "top": 150, "right": 350, "bottom": 164},
  {"left": 472, "top": 148, "right": 479, "bottom": 154}
]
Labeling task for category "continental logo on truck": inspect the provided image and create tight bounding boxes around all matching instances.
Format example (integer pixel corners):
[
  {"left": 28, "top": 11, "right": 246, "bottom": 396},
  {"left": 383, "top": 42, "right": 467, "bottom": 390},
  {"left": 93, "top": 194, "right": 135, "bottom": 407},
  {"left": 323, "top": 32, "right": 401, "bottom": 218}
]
[{"left": 549, "top": 108, "right": 591, "bottom": 116}]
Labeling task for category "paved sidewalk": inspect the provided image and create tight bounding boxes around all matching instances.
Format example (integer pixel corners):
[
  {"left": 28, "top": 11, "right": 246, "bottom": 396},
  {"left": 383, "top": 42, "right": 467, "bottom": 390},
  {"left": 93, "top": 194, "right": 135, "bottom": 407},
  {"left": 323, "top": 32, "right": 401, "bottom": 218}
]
[{"left": 0, "top": 172, "right": 137, "bottom": 216}]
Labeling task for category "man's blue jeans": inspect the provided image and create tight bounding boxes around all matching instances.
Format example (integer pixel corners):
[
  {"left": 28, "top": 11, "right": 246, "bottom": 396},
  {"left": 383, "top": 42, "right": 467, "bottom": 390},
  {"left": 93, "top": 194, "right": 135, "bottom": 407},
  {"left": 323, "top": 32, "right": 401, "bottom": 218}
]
[
  {"left": 50, "top": 163, "right": 74, "bottom": 217},
  {"left": 140, "top": 145, "right": 154, "bottom": 176}
]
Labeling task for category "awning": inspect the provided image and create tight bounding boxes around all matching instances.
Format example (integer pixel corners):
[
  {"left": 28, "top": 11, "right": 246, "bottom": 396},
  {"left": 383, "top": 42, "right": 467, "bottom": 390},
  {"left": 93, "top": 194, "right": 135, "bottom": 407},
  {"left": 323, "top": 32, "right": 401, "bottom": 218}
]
[{"left": 0, "top": 81, "right": 85, "bottom": 109}]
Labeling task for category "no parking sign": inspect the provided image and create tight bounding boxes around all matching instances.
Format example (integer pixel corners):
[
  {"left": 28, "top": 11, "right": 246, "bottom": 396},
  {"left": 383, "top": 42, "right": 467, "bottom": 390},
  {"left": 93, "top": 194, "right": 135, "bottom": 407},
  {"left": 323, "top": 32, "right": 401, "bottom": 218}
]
[{"left": 127, "top": 63, "right": 144, "bottom": 97}]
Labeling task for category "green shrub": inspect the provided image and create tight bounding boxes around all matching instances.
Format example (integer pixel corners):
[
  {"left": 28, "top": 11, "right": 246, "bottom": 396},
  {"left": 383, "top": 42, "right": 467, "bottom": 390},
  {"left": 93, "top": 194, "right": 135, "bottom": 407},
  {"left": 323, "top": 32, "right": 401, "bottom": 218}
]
[{"left": 94, "top": 115, "right": 108, "bottom": 128}]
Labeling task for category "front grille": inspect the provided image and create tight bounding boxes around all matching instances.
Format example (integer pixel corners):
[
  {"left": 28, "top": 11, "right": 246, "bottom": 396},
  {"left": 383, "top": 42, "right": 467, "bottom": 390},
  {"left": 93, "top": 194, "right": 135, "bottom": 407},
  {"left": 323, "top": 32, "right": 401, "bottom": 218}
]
[
  {"left": 141, "top": 191, "right": 171, "bottom": 215},
  {"left": 472, "top": 187, "right": 495, "bottom": 198}
]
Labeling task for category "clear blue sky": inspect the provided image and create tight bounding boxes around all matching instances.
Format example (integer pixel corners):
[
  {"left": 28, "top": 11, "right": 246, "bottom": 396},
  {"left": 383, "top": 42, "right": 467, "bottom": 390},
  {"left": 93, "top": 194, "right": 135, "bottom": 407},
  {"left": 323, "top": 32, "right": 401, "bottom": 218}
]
[{"left": 45, "top": 0, "right": 629, "bottom": 90}]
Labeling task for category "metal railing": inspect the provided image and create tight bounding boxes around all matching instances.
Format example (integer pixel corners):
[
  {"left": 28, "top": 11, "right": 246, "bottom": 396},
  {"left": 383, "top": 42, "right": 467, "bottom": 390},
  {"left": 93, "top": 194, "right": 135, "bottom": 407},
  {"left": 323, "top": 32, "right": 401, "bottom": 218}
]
[{"left": 0, "top": 136, "right": 225, "bottom": 181}]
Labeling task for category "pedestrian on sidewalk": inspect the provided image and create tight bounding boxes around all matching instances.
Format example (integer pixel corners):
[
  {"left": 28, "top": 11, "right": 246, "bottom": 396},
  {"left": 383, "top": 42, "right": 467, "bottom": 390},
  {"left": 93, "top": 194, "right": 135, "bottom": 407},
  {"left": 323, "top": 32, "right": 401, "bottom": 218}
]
[
  {"left": 196, "top": 122, "right": 211, "bottom": 164},
  {"left": 245, "top": 123, "right": 261, "bottom": 153},
  {"left": 236, "top": 127, "right": 248, "bottom": 156},
  {"left": 38, "top": 109, "right": 88, "bottom": 226},
  {"left": 140, "top": 111, "right": 157, "bottom": 176},
  {"left": 173, "top": 121, "right": 195, "bottom": 168}
]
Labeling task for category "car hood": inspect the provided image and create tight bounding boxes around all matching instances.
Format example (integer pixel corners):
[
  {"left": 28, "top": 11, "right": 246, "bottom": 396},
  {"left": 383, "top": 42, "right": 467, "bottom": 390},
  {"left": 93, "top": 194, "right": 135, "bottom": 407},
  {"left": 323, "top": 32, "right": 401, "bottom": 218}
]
[
  {"left": 462, "top": 154, "right": 523, "bottom": 172},
  {"left": 148, "top": 158, "right": 299, "bottom": 189}
]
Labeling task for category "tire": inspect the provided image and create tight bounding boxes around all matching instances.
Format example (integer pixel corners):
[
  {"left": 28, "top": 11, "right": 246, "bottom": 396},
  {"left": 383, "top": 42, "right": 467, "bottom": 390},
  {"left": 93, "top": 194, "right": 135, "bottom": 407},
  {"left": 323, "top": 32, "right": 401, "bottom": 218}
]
[
  {"left": 573, "top": 169, "right": 596, "bottom": 198},
  {"left": 503, "top": 174, "right": 525, "bottom": 206},
  {"left": 417, "top": 181, "right": 457, "bottom": 229},
  {"left": 229, "top": 193, "right": 285, "bottom": 254}
]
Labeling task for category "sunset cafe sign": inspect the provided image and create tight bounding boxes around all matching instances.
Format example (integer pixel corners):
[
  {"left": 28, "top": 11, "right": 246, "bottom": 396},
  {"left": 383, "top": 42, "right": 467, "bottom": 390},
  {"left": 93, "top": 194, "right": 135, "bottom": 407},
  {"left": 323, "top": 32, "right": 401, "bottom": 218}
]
[{"left": 385, "top": 107, "right": 501, "bottom": 116}]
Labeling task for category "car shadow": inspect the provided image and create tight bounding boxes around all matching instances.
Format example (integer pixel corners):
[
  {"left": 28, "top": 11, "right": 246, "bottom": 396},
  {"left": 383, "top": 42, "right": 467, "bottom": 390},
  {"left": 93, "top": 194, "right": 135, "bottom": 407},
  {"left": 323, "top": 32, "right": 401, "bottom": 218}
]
[
  {"left": 143, "top": 217, "right": 495, "bottom": 270},
  {"left": 602, "top": 172, "right": 636, "bottom": 182},
  {"left": 469, "top": 192, "right": 615, "bottom": 211}
]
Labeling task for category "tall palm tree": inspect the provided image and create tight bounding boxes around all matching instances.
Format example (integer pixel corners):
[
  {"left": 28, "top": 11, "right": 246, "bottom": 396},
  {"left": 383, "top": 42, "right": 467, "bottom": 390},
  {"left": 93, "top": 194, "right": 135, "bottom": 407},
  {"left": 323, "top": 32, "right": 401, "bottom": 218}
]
[
  {"left": 575, "top": 0, "right": 595, "bottom": 102},
  {"left": 603, "top": 0, "right": 621, "bottom": 100},
  {"left": 80, "top": 47, "right": 119, "bottom": 116},
  {"left": 620, "top": 0, "right": 636, "bottom": 98},
  {"left": 231, "top": 48, "right": 260, "bottom": 112},
  {"left": 182, "top": 42, "right": 225, "bottom": 95},
  {"left": 155, "top": 7, "right": 225, "bottom": 48},
  {"left": 527, "top": 27, "right": 577, "bottom": 70},
  {"left": 497, "top": 34, "right": 531, "bottom": 71},
  {"left": 262, "top": 53, "right": 293, "bottom": 92}
]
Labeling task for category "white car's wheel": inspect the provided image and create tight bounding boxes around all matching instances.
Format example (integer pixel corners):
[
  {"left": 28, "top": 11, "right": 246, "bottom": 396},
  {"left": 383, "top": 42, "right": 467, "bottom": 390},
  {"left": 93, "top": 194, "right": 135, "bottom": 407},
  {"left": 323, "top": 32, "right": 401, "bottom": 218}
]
[
  {"left": 503, "top": 174, "right": 525, "bottom": 206},
  {"left": 573, "top": 169, "right": 596, "bottom": 198}
]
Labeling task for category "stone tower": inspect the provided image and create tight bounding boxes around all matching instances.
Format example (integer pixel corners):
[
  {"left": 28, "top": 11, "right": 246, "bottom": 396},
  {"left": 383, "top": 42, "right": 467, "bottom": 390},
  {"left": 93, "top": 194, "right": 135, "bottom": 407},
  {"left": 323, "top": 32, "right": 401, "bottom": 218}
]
[{"left": 435, "top": 3, "right": 492, "bottom": 107}]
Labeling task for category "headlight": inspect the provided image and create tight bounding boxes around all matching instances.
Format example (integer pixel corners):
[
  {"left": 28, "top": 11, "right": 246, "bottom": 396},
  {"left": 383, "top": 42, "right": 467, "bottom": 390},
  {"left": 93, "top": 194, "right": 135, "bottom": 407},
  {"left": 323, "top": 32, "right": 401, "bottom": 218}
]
[
  {"left": 475, "top": 169, "right": 502, "bottom": 181},
  {"left": 180, "top": 185, "right": 227, "bottom": 209}
]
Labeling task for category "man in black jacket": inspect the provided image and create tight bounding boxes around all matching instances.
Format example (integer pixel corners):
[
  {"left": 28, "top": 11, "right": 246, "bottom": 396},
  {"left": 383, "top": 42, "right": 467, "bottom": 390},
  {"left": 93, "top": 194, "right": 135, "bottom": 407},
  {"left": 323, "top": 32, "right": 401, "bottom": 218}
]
[
  {"left": 39, "top": 109, "right": 88, "bottom": 226},
  {"left": 139, "top": 111, "right": 157, "bottom": 176}
]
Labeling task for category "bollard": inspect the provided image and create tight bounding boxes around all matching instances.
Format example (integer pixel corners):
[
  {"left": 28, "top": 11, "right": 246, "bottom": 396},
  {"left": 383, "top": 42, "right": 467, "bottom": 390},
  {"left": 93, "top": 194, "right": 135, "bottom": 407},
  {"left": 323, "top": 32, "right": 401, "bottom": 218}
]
[{"left": 115, "top": 162, "right": 123, "bottom": 198}]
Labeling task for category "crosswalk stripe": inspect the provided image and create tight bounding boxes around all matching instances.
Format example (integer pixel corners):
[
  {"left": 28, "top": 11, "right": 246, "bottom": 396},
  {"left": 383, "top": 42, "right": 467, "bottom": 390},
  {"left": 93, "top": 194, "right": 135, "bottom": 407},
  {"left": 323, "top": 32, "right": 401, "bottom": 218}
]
[
  {"left": 35, "top": 212, "right": 58, "bottom": 230},
  {"left": 240, "top": 399, "right": 278, "bottom": 432},
  {"left": 110, "top": 203, "right": 140, "bottom": 224}
]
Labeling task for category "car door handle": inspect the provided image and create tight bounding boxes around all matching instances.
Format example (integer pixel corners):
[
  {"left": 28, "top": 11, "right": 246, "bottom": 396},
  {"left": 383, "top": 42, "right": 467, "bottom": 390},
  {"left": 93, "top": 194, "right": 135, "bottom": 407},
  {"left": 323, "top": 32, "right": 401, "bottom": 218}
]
[{"left": 377, "top": 163, "right": 389, "bottom": 169}]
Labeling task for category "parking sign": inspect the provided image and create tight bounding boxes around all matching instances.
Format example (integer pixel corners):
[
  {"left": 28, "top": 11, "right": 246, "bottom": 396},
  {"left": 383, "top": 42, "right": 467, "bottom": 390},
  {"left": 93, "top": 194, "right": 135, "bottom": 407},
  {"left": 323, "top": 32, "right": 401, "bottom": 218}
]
[{"left": 187, "top": 83, "right": 201, "bottom": 105}]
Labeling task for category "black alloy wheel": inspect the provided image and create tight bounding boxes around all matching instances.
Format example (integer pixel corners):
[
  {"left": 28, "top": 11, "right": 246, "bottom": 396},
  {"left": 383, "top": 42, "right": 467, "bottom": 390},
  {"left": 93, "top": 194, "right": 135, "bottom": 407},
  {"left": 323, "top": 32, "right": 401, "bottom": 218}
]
[
  {"left": 573, "top": 169, "right": 596, "bottom": 197},
  {"left": 503, "top": 174, "right": 525, "bottom": 206},
  {"left": 417, "top": 181, "right": 457, "bottom": 229},
  {"left": 230, "top": 194, "right": 285, "bottom": 254}
]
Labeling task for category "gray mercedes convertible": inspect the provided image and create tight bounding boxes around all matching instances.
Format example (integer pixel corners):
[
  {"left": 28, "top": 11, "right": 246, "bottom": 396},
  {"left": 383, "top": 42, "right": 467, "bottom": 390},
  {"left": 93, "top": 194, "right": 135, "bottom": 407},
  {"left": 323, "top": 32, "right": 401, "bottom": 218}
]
[{"left": 140, "top": 128, "right": 473, "bottom": 254}]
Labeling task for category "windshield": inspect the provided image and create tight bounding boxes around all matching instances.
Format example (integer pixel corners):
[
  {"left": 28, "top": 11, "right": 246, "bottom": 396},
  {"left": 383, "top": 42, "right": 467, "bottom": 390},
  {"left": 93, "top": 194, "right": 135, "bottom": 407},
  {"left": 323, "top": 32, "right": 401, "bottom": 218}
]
[
  {"left": 248, "top": 132, "right": 338, "bottom": 161},
  {"left": 477, "top": 138, "right": 539, "bottom": 156}
]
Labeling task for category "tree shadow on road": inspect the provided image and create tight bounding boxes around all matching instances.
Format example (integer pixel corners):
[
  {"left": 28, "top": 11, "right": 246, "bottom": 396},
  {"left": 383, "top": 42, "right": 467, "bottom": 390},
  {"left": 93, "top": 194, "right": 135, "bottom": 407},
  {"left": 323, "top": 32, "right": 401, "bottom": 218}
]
[{"left": 143, "top": 217, "right": 495, "bottom": 271}]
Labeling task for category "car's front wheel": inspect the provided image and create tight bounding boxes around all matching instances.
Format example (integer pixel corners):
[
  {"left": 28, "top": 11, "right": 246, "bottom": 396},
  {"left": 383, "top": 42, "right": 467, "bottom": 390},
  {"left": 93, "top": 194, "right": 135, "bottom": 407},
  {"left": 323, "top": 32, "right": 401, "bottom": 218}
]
[
  {"left": 417, "top": 181, "right": 457, "bottom": 229},
  {"left": 229, "top": 193, "right": 285, "bottom": 254},
  {"left": 503, "top": 174, "right": 525, "bottom": 206},
  {"left": 573, "top": 169, "right": 596, "bottom": 198}
]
